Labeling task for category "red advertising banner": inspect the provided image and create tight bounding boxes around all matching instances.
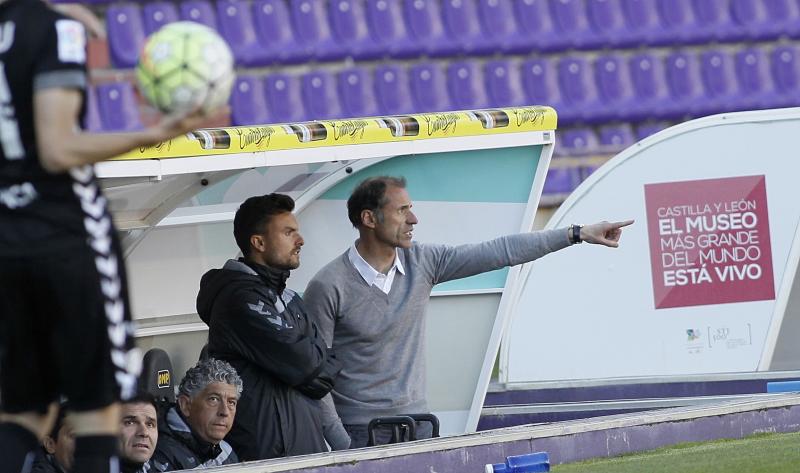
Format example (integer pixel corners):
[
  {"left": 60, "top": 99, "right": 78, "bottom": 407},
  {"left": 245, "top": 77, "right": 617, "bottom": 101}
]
[{"left": 644, "top": 175, "right": 775, "bottom": 309}]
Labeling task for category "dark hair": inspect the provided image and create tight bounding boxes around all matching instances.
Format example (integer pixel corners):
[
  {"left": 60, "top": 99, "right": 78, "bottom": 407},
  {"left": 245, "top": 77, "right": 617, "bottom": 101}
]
[
  {"left": 49, "top": 407, "right": 67, "bottom": 439},
  {"left": 233, "top": 194, "right": 295, "bottom": 256},
  {"left": 124, "top": 390, "right": 158, "bottom": 412},
  {"left": 347, "top": 176, "right": 406, "bottom": 228}
]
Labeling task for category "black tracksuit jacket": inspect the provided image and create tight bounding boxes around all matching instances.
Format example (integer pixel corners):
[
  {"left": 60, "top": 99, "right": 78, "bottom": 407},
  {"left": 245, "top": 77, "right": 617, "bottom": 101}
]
[{"left": 197, "top": 259, "right": 341, "bottom": 460}]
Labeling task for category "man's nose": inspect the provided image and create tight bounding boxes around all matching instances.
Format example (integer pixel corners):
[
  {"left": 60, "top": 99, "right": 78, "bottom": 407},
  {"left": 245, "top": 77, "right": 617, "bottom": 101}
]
[
  {"left": 297, "top": 234, "right": 305, "bottom": 246},
  {"left": 407, "top": 211, "right": 419, "bottom": 225},
  {"left": 218, "top": 403, "right": 231, "bottom": 417},
  {"left": 135, "top": 424, "right": 149, "bottom": 437}
]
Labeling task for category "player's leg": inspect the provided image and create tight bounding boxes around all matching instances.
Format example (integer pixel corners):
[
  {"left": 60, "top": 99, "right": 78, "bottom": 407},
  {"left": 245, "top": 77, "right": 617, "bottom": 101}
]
[
  {"left": 0, "top": 258, "right": 61, "bottom": 473},
  {"left": 51, "top": 238, "right": 140, "bottom": 473}
]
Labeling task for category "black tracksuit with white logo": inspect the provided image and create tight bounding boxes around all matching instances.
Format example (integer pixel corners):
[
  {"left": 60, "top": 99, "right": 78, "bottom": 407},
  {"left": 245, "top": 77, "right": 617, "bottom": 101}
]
[{"left": 197, "top": 259, "right": 341, "bottom": 460}]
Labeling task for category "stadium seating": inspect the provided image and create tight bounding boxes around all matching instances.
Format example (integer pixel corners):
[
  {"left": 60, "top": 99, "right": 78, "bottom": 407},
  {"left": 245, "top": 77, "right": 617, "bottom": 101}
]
[
  {"left": 107, "top": 3, "right": 146, "bottom": 68},
  {"left": 231, "top": 75, "right": 270, "bottom": 126},
  {"left": 143, "top": 1, "right": 179, "bottom": 35},
  {"left": 265, "top": 73, "right": 306, "bottom": 123},
  {"left": 179, "top": 0, "right": 218, "bottom": 29},
  {"left": 88, "top": 0, "right": 800, "bottom": 203},
  {"left": 253, "top": 0, "right": 313, "bottom": 64},
  {"left": 338, "top": 66, "right": 380, "bottom": 118},
  {"left": 374, "top": 64, "right": 415, "bottom": 115},
  {"left": 96, "top": 82, "right": 142, "bottom": 131},
  {"left": 302, "top": 69, "right": 343, "bottom": 119},
  {"left": 409, "top": 62, "right": 451, "bottom": 113}
]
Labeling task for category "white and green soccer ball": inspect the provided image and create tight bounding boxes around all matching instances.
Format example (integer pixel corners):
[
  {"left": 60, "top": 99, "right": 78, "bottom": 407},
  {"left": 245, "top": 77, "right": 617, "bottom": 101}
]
[{"left": 136, "top": 21, "right": 234, "bottom": 114}]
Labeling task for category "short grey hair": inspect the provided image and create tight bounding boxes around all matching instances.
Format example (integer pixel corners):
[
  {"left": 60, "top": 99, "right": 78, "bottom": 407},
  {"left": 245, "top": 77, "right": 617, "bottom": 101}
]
[{"left": 178, "top": 358, "right": 243, "bottom": 398}]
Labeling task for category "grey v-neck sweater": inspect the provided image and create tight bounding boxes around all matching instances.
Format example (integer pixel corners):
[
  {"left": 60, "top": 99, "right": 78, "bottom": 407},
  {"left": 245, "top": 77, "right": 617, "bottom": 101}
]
[{"left": 303, "top": 229, "right": 570, "bottom": 424}]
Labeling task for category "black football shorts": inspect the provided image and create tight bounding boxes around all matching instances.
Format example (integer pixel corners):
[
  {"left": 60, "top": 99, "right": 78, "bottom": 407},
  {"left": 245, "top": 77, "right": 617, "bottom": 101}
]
[{"left": 0, "top": 242, "right": 139, "bottom": 413}]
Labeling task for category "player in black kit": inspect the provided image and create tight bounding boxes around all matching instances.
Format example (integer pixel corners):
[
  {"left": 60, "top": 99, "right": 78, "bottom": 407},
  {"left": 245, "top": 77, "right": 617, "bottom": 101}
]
[{"left": 0, "top": 2, "right": 222, "bottom": 473}]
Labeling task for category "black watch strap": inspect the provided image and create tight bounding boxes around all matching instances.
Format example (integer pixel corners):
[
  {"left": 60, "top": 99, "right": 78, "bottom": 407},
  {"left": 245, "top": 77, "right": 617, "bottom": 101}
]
[{"left": 572, "top": 224, "right": 583, "bottom": 244}]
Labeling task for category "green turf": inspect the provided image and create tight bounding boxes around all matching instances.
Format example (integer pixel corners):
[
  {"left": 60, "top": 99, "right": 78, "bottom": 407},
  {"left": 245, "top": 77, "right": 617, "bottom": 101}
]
[{"left": 551, "top": 431, "right": 800, "bottom": 473}]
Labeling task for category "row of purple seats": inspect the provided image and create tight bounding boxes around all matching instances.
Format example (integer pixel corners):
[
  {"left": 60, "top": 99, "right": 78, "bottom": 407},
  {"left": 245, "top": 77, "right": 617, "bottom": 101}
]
[
  {"left": 230, "top": 44, "right": 800, "bottom": 126},
  {"left": 535, "top": 44, "right": 800, "bottom": 125},
  {"left": 541, "top": 122, "right": 671, "bottom": 201},
  {"left": 107, "top": 0, "right": 800, "bottom": 69}
]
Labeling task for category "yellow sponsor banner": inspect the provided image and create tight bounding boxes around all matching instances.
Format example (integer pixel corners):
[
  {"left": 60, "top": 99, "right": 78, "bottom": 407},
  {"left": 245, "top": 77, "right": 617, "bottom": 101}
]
[{"left": 113, "top": 106, "right": 557, "bottom": 161}]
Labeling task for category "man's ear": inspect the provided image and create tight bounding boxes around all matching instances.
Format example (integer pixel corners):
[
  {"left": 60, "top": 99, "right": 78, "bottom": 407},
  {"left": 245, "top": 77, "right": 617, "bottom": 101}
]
[
  {"left": 177, "top": 394, "right": 192, "bottom": 418},
  {"left": 249, "top": 234, "right": 265, "bottom": 253},
  {"left": 42, "top": 435, "right": 57, "bottom": 455},
  {"left": 361, "top": 209, "right": 376, "bottom": 229}
]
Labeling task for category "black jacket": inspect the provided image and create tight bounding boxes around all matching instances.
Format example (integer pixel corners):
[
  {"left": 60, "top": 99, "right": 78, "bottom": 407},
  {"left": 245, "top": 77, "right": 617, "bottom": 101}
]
[
  {"left": 31, "top": 451, "right": 66, "bottom": 473},
  {"left": 197, "top": 259, "right": 341, "bottom": 460},
  {"left": 151, "top": 406, "right": 238, "bottom": 470}
]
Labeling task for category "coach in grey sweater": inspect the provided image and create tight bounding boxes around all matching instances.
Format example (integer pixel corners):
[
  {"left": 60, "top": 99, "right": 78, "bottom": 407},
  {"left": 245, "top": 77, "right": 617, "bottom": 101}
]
[{"left": 303, "top": 176, "right": 632, "bottom": 447}]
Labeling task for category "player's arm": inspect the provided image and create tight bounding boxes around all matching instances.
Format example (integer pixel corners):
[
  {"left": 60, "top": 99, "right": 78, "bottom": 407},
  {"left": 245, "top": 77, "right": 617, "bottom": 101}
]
[{"left": 33, "top": 87, "right": 220, "bottom": 173}]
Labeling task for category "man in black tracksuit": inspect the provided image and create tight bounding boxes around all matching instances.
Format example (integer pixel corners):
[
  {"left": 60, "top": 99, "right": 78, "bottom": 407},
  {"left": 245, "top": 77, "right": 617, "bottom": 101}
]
[{"left": 197, "top": 194, "right": 343, "bottom": 460}]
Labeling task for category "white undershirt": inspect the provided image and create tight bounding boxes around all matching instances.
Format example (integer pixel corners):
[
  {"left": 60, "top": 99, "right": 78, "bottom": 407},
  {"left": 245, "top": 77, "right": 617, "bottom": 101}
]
[{"left": 348, "top": 244, "right": 405, "bottom": 294}]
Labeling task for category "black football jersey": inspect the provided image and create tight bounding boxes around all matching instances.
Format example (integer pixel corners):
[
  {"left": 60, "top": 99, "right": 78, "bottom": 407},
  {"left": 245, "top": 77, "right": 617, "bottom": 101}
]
[{"left": 0, "top": 0, "right": 103, "bottom": 256}]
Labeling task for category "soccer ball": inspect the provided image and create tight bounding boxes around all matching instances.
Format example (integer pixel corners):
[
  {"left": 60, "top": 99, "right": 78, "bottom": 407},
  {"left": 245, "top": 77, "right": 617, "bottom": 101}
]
[{"left": 136, "top": 21, "right": 234, "bottom": 114}]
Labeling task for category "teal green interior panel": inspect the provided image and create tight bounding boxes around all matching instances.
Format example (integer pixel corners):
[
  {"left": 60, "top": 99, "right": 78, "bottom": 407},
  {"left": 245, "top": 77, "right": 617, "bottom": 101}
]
[{"left": 322, "top": 146, "right": 542, "bottom": 204}]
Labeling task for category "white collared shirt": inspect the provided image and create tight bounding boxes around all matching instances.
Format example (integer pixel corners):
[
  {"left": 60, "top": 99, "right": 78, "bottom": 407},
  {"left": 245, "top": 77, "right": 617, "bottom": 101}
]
[{"left": 348, "top": 243, "right": 405, "bottom": 294}]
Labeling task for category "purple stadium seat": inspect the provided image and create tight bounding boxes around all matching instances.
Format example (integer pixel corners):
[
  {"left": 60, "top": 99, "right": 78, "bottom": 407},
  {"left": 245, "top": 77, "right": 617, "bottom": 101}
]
[
  {"left": 402, "top": 0, "right": 457, "bottom": 57},
  {"left": 484, "top": 60, "right": 525, "bottom": 107},
  {"left": 264, "top": 74, "right": 306, "bottom": 123},
  {"left": 290, "top": 0, "right": 346, "bottom": 62},
  {"left": 548, "top": 0, "right": 602, "bottom": 50},
  {"left": 106, "top": 4, "right": 146, "bottom": 68},
  {"left": 512, "top": 0, "right": 565, "bottom": 52},
  {"left": 143, "top": 1, "right": 178, "bottom": 35},
  {"left": 656, "top": 0, "right": 711, "bottom": 44},
  {"left": 557, "top": 56, "right": 603, "bottom": 124},
  {"left": 329, "top": 0, "right": 384, "bottom": 60},
  {"left": 664, "top": 51, "right": 704, "bottom": 119},
  {"left": 96, "top": 82, "right": 142, "bottom": 132},
  {"left": 216, "top": 0, "right": 269, "bottom": 66},
  {"left": 302, "top": 70, "right": 343, "bottom": 120},
  {"left": 622, "top": 0, "right": 671, "bottom": 46},
  {"left": 180, "top": 0, "right": 218, "bottom": 29},
  {"left": 542, "top": 162, "right": 581, "bottom": 201},
  {"left": 440, "top": 0, "right": 496, "bottom": 56},
  {"left": 628, "top": 53, "right": 673, "bottom": 120},
  {"left": 698, "top": 49, "right": 739, "bottom": 115},
  {"left": 520, "top": 58, "right": 570, "bottom": 122},
  {"left": 691, "top": 0, "right": 747, "bottom": 43},
  {"left": 770, "top": 0, "right": 800, "bottom": 37},
  {"left": 586, "top": 0, "right": 629, "bottom": 48},
  {"left": 735, "top": 47, "right": 781, "bottom": 110},
  {"left": 338, "top": 67, "right": 379, "bottom": 118},
  {"left": 593, "top": 54, "right": 636, "bottom": 122},
  {"left": 730, "top": 0, "right": 783, "bottom": 41},
  {"left": 253, "top": 0, "right": 312, "bottom": 64},
  {"left": 409, "top": 62, "right": 451, "bottom": 113},
  {"left": 770, "top": 45, "right": 800, "bottom": 108},
  {"left": 598, "top": 123, "right": 635, "bottom": 153},
  {"left": 447, "top": 60, "right": 488, "bottom": 110},
  {"left": 230, "top": 76, "right": 270, "bottom": 126},
  {"left": 361, "top": 0, "right": 420, "bottom": 59},
  {"left": 635, "top": 121, "right": 670, "bottom": 140},
  {"left": 558, "top": 127, "right": 599, "bottom": 156},
  {"left": 84, "top": 86, "right": 103, "bottom": 132},
  {"left": 477, "top": 0, "right": 532, "bottom": 54},
  {"left": 373, "top": 64, "right": 414, "bottom": 115}
]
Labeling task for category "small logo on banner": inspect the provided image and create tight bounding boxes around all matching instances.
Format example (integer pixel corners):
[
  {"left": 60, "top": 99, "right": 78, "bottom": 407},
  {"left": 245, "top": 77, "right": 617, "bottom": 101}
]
[{"left": 157, "top": 370, "right": 171, "bottom": 389}]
